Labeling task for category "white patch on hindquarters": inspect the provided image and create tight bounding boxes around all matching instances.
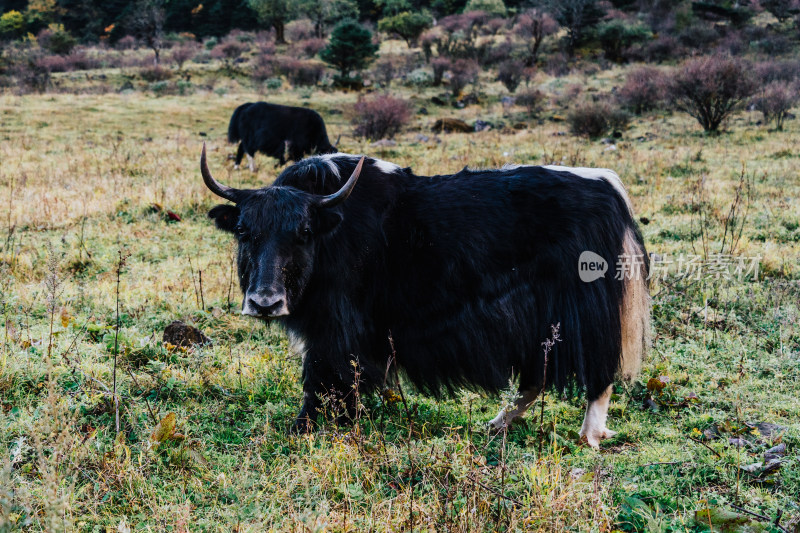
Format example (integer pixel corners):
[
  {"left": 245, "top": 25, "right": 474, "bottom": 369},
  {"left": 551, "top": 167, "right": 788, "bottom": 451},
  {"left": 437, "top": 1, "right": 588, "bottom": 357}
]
[
  {"left": 488, "top": 388, "right": 541, "bottom": 431},
  {"left": 313, "top": 153, "right": 401, "bottom": 179},
  {"left": 543, "top": 165, "right": 632, "bottom": 212},
  {"left": 620, "top": 228, "right": 650, "bottom": 378},
  {"left": 579, "top": 385, "right": 616, "bottom": 449}
]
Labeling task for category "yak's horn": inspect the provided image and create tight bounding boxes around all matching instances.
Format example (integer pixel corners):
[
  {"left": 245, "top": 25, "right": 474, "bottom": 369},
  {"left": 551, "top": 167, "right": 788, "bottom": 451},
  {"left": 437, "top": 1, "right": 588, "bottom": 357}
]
[
  {"left": 318, "top": 156, "right": 364, "bottom": 208},
  {"left": 201, "top": 142, "right": 239, "bottom": 202}
]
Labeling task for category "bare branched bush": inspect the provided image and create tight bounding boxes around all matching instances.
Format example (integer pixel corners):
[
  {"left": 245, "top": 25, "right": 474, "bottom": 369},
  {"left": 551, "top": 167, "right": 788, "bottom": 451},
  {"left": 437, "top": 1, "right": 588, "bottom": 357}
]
[
  {"left": 431, "top": 56, "right": 450, "bottom": 86},
  {"left": 513, "top": 9, "right": 558, "bottom": 67},
  {"left": 274, "top": 56, "right": 325, "bottom": 86},
  {"left": 568, "top": 101, "right": 630, "bottom": 138},
  {"left": 618, "top": 66, "right": 670, "bottom": 114},
  {"left": 115, "top": 35, "right": 138, "bottom": 50},
  {"left": 670, "top": 55, "right": 758, "bottom": 132},
  {"left": 139, "top": 64, "right": 172, "bottom": 81},
  {"left": 497, "top": 59, "right": 524, "bottom": 93},
  {"left": 352, "top": 94, "right": 411, "bottom": 140},
  {"left": 752, "top": 81, "right": 799, "bottom": 130},
  {"left": 754, "top": 59, "right": 800, "bottom": 84},
  {"left": 516, "top": 88, "right": 545, "bottom": 116},
  {"left": 170, "top": 42, "right": 198, "bottom": 69},
  {"left": 449, "top": 58, "right": 479, "bottom": 97},
  {"left": 289, "top": 38, "right": 326, "bottom": 59}
]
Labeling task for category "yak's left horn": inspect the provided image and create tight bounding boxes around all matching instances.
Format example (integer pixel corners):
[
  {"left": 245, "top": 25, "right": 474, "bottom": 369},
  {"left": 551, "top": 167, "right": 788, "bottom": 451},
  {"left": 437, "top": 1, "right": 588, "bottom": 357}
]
[
  {"left": 318, "top": 156, "right": 364, "bottom": 208},
  {"left": 201, "top": 142, "right": 240, "bottom": 202}
]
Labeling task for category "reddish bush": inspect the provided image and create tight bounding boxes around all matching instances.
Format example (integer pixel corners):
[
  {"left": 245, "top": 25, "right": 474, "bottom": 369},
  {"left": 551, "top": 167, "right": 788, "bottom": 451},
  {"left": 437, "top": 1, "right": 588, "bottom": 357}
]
[
  {"left": 352, "top": 94, "right": 411, "bottom": 140},
  {"left": 642, "top": 35, "right": 685, "bottom": 63},
  {"left": 115, "top": 35, "right": 137, "bottom": 50},
  {"left": 170, "top": 43, "right": 198, "bottom": 69},
  {"left": 484, "top": 17, "right": 506, "bottom": 35},
  {"left": 139, "top": 64, "right": 172, "bottom": 82},
  {"left": 289, "top": 38, "right": 326, "bottom": 58},
  {"left": 515, "top": 88, "right": 544, "bottom": 116},
  {"left": 449, "top": 58, "right": 479, "bottom": 97},
  {"left": 250, "top": 53, "right": 275, "bottom": 83},
  {"left": 752, "top": 81, "right": 799, "bottom": 130},
  {"left": 568, "top": 101, "right": 630, "bottom": 138},
  {"left": 497, "top": 59, "right": 524, "bottom": 93},
  {"left": 617, "top": 66, "right": 670, "bottom": 114},
  {"left": 211, "top": 41, "right": 248, "bottom": 70},
  {"left": 431, "top": 56, "right": 450, "bottom": 86},
  {"left": 670, "top": 55, "right": 758, "bottom": 132},
  {"left": 275, "top": 56, "right": 325, "bottom": 86},
  {"left": 754, "top": 59, "right": 800, "bottom": 83}
]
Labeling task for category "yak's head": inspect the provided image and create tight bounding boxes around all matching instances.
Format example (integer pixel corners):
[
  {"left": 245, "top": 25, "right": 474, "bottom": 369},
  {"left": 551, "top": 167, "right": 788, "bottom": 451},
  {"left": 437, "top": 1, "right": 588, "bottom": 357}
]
[{"left": 201, "top": 144, "right": 364, "bottom": 319}]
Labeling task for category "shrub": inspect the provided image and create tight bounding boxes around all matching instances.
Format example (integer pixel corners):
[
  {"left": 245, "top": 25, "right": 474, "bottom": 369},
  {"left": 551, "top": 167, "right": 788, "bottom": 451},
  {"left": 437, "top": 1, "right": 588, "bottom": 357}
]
[
  {"left": 372, "top": 55, "right": 400, "bottom": 87},
  {"left": 670, "top": 55, "right": 758, "bottom": 132},
  {"left": 170, "top": 43, "right": 197, "bottom": 69},
  {"left": 203, "top": 36, "right": 218, "bottom": 50},
  {"left": 352, "top": 94, "right": 411, "bottom": 140},
  {"left": 761, "top": 0, "right": 800, "bottom": 22},
  {"left": 150, "top": 80, "right": 170, "bottom": 95},
  {"left": 515, "top": 88, "right": 544, "bottom": 117},
  {"left": 289, "top": 38, "right": 326, "bottom": 58},
  {"left": 497, "top": 59, "right": 524, "bottom": 93},
  {"left": 431, "top": 56, "right": 450, "bottom": 86},
  {"left": 596, "top": 18, "right": 651, "bottom": 63},
  {"left": 449, "top": 58, "right": 479, "bottom": 97},
  {"left": 286, "top": 18, "right": 315, "bottom": 42},
  {"left": 618, "top": 66, "right": 670, "bottom": 114},
  {"left": 139, "top": 65, "right": 172, "bottom": 82},
  {"left": 754, "top": 60, "right": 800, "bottom": 83},
  {"left": 275, "top": 56, "right": 325, "bottom": 86},
  {"left": 37, "top": 25, "right": 77, "bottom": 56},
  {"left": 250, "top": 54, "right": 275, "bottom": 83},
  {"left": 642, "top": 35, "right": 685, "bottom": 62},
  {"left": 115, "top": 35, "right": 138, "bottom": 50},
  {"left": 752, "top": 81, "right": 799, "bottom": 130},
  {"left": 211, "top": 41, "right": 248, "bottom": 70},
  {"left": 568, "top": 101, "right": 629, "bottom": 138},
  {"left": 406, "top": 67, "right": 432, "bottom": 87},
  {"left": 464, "top": 0, "right": 507, "bottom": 16},
  {"left": 677, "top": 24, "right": 719, "bottom": 50},
  {"left": 35, "top": 49, "right": 99, "bottom": 72}
]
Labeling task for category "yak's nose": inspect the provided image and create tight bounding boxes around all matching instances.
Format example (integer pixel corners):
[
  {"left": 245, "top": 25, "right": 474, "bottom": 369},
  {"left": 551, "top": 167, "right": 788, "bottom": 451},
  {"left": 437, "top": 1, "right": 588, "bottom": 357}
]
[{"left": 242, "top": 293, "right": 289, "bottom": 317}]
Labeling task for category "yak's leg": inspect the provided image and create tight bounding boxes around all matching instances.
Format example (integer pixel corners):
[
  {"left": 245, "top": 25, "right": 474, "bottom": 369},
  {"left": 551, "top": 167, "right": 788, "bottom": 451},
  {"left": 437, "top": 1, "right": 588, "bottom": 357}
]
[
  {"left": 234, "top": 143, "right": 244, "bottom": 169},
  {"left": 579, "top": 385, "right": 616, "bottom": 449},
  {"left": 488, "top": 387, "right": 540, "bottom": 431},
  {"left": 247, "top": 153, "right": 255, "bottom": 172}
]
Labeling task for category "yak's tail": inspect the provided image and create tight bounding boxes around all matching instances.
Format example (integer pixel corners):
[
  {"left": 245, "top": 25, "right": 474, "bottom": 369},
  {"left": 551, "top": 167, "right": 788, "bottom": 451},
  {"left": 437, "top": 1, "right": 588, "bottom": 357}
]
[
  {"left": 227, "top": 103, "right": 250, "bottom": 143},
  {"left": 619, "top": 227, "right": 650, "bottom": 379}
]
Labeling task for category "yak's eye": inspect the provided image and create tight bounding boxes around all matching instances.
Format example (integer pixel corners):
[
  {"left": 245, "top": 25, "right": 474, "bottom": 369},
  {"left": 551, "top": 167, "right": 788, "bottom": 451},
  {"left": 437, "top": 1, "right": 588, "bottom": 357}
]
[
  {"left": 235, "top": 224, "right": 249, "bottom": 241},
  {"left": 298, "top": 226, "right": 312, "bottom": 243}
]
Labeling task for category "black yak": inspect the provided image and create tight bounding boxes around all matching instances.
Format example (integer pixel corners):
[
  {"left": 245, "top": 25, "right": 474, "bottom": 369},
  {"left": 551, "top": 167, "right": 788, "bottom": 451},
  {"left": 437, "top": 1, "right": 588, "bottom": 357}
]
[
  {"left": 228, "top": 102, "right": 336, "bottom": 171},
  {"left": 201, "top": 145, "right": 650, "bottom": 448}
]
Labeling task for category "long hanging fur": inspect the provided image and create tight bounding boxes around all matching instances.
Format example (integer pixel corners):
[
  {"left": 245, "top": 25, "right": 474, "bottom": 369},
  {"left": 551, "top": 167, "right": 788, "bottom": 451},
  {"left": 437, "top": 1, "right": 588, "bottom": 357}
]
[{"left": 247, "top": 155, "right": 652, "bottom": 405}]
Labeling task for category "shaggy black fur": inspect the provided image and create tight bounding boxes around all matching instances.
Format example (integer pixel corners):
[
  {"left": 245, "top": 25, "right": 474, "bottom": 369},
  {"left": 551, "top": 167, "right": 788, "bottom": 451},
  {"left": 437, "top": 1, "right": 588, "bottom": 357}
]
[
  {"left": 207, "top": 155, "right": 648, "bottom": 430},
  {"left": 227, "top": 102, "right": 335, "bottom": 167}
]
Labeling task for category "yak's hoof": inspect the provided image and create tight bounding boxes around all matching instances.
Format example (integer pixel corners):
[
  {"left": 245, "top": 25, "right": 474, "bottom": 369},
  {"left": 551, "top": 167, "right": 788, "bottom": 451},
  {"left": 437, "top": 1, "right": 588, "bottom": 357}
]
[{"left": 579, "top": 428, "right": 617, "bottom": 449}]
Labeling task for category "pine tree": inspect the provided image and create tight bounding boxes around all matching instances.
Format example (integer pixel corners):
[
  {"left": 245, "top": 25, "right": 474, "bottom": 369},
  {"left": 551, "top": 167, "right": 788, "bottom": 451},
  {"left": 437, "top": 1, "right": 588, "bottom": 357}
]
[{"left": 320, "top": 19, "right": 378, "bottom": 81}]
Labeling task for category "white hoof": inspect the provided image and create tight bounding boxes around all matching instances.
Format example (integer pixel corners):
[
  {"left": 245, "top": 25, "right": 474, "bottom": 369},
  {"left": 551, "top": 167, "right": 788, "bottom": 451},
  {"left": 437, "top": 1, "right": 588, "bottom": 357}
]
[{"left": 579, "top": 427, "right": 617, "bottom": 449}]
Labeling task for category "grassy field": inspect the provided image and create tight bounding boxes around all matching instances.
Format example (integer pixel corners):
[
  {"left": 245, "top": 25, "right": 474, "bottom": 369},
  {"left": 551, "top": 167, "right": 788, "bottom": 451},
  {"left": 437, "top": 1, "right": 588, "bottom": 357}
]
[{"left": 1, "top": 65, "right": 799, "bottom": 531}]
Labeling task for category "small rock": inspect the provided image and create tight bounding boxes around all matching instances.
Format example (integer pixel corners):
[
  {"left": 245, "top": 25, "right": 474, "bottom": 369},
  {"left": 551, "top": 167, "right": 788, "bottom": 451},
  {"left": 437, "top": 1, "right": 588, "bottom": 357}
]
[
  {"left": 418, "top": 107, "right": 428, "bottom": 115},
  {"left": 728, "top": 437, "right": 752, "bottom": 448},
  {"left": 749, "top": 422, "right": 788, "bottom": 441},
  {"left": 604, "top": 144, "right": 617, "bottom": 151},
  {"left": 640, "top": 217, "right": 651, "bottom": 226},
  {"left": 431, "top": 96, "right": 446, "bottom": 106},
  {"left": 163, "top": 321, "right": 210, "bottom": 348},
  {"left": 474, "top": 120, "right": 492, "bottom": 132},
  {"left": 415, "top": 134, "right": 430, "bottom": 143},
  {"left": 501, "top": 96, "right": 514, "bottom": 106},
  {"left": 765, "top": 443, "right": 786, "bottom": 461},
  {"left": 198, "top": 132, "right": 207, "bottom": 137},
  {"left": 512, "top": 122, "right": 527, "bottom": 130}
]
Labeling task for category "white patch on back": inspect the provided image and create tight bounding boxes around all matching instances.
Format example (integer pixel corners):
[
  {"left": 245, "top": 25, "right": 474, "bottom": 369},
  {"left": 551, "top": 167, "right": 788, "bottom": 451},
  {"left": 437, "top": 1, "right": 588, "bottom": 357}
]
[
  {"left": 313, "top": 152, "right": 401, "bottom": 180},
  {"left": 542, "top": 165, "right": 632, "bottom": 211}
]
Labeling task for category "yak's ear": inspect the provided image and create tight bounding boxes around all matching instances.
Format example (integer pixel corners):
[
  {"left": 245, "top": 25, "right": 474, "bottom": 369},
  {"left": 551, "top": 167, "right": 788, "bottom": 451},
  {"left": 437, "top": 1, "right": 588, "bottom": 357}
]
[
  {"left": 313, "top": 208, "right": 343, "bottom": 235},
  {"left": 208, "top": 204, "right": 240, "bottom": 233}
]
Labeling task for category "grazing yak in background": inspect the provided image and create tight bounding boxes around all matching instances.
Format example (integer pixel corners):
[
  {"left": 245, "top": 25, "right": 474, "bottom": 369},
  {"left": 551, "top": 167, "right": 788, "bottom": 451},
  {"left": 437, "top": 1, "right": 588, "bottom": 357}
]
[
  {"left": 228, "top": 102, "right": 336, "bottom": 171},
  {"left": 201, "top": 145, "right": 650, "bottom": 448}
]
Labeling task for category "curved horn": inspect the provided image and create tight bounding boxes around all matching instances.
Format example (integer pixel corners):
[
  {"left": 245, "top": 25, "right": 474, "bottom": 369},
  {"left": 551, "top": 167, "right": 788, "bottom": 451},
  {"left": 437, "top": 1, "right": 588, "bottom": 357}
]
[
  {"left": 318, "top": 156, "right": 364, "bottom": 208},
  {"left": 201, "top": 142, "right": 239, "bottom": 202}
]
